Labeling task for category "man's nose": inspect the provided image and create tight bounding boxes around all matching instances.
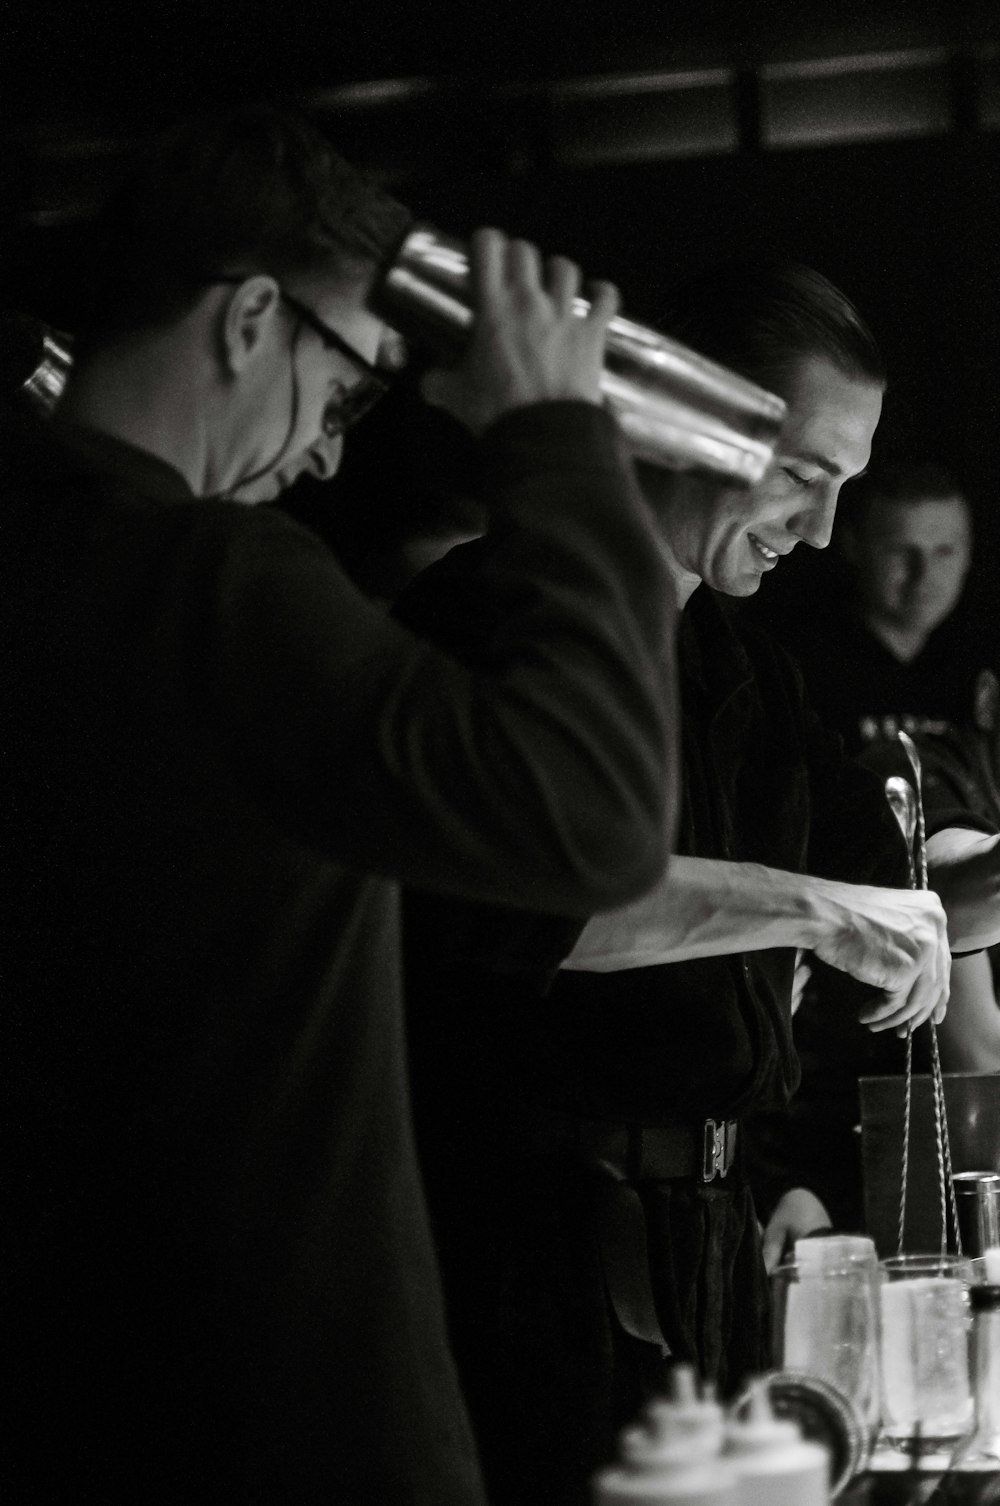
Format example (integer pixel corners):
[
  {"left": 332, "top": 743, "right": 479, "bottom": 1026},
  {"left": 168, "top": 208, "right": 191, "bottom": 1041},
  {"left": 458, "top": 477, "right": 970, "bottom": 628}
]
[
  {"left": 308, "top": 435, "right": 345, "bottom": 481},
  {"left": 792, "top": 485, "right": 839, "bottom": 550}
]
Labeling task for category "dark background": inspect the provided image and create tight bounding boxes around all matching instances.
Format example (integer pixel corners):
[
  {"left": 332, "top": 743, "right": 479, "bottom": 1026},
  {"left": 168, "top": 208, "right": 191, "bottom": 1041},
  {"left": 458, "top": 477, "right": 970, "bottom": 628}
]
[{"left": 4, "top": 0, "right": 999, "bottom": 607}]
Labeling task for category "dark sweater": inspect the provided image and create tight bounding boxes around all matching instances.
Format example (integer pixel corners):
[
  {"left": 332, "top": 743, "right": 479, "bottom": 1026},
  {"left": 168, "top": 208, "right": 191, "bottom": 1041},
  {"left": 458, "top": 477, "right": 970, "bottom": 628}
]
[
  {"left": 0, "top": 401, "right": 678, "bottom": 1505},
  {"left": 775, "top": 601, "right": 991, "bottom": 757}
]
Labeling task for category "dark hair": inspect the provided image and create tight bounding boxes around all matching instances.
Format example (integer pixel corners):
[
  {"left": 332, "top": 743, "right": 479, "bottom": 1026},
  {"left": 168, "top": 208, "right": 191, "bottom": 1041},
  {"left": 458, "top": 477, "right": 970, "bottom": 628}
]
[
  {"left": 662, "top": 258, "right": 887, "bottom": 391},
  {"left": 80, "top": 104, "right": 412, "bottom": 345},
  {"left": 839, "top": 460, "right": 970, "bottom": 534}
]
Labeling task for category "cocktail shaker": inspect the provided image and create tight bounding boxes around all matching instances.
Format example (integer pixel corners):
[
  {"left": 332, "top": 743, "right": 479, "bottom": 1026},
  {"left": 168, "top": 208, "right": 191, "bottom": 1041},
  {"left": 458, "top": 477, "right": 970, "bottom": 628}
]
[{"left": 372, "top": 226, "right": 787, "bottom": 486}]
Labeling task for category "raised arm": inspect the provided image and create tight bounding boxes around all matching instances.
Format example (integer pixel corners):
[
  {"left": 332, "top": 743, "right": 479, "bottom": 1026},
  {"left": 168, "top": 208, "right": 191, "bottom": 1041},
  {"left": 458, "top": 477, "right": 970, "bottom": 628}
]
[{"left": 161, "top": 229, "right": 685, "bottom": 922}]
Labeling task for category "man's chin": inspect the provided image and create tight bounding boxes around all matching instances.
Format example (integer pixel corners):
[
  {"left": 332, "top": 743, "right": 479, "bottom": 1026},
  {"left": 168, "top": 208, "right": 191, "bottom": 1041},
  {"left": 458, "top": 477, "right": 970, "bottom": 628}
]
[
  {"left": 231, "top": 476, "right": 284, "bottom": 505},
  {"left": 723, "top": 572, "right": 763, "bottom": 598},
  {"left": 891, "top": 607, "right": 940, "bottom": 634}
]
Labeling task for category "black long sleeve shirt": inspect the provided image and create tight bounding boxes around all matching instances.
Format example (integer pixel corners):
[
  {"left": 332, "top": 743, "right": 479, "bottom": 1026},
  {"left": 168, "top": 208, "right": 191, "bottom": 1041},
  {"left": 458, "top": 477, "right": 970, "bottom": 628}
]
[{"left": 0, "top": 401, "right": 679, "bottom": 1505}]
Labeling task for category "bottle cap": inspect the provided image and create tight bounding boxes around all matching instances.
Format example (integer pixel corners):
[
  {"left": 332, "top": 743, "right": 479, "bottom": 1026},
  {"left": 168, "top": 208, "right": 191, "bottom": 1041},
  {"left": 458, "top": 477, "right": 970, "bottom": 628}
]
[
  {"left": 596, "top": 1418, "right": 739, "bottom": 1504},
  {"left": 645, "top": 1364, "right": 725, "bottom": 1454}
]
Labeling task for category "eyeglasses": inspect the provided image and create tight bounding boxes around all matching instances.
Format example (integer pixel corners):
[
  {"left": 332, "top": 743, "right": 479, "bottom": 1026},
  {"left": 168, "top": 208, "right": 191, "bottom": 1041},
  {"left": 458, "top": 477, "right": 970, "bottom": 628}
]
[{"left": 206, "top": 275, "right": 392, "bottom": 438}]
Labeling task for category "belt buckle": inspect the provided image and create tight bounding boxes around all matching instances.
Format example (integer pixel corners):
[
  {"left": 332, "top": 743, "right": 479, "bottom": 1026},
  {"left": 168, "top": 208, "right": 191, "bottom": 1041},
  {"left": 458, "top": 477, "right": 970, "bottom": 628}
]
[{"left": 701, "top": 1118, "right": 736, "bottom": 1182}]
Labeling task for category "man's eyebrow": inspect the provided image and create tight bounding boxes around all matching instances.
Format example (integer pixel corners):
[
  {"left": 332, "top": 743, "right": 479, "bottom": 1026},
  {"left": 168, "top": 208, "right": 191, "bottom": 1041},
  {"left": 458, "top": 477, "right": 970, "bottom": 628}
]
[{"left": 789, "top": 448, "right": 868, "bottom": 481}]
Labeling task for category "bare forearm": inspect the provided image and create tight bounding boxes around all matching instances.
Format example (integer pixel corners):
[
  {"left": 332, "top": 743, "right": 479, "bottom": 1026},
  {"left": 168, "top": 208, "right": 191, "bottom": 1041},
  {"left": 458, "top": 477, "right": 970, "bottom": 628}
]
[
  {"left": 566, "top": 856, "right": 918, "bottom": 968},
  {"left": 564, "top": 853, "right": 950, "bottom": 1032},
  {"left": 564, "top": 856, "right": 822, "bottom": 969}
]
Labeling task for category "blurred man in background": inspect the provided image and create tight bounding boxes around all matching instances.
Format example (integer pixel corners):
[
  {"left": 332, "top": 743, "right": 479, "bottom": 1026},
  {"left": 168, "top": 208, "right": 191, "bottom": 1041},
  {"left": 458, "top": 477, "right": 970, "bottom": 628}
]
[
  {"left": 784, "top": 462, "right": 975, "bottom": 755},
  {"left": 770, "top": 463, "right": 999, "bottom": 1230}
]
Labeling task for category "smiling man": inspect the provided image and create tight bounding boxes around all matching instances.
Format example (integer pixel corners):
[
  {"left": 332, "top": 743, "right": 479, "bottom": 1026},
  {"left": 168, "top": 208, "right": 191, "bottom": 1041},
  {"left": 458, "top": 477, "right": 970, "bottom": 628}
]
[
  {"left": 648, "top": 346, "right": 883, "bottom": 601},
  {"left": 395, "top": 260, "right": 996, "bottom": 1506}
]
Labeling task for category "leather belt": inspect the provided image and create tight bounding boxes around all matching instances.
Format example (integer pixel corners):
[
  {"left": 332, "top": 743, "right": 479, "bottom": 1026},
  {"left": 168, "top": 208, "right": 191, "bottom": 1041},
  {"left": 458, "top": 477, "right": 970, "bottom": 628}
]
[{"left": 570, "top": 1116, "right": 740, "bottom": 1184}]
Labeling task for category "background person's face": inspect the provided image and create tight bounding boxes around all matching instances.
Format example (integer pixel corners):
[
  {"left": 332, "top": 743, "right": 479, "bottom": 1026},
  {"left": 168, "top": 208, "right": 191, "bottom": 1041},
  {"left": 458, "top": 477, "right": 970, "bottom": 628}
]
[
  {"left": 853, "top": 495, "right": 972, "bottom": 638},
  {"left": 662, "top": 353, "right": 884, "bottom": 597}
]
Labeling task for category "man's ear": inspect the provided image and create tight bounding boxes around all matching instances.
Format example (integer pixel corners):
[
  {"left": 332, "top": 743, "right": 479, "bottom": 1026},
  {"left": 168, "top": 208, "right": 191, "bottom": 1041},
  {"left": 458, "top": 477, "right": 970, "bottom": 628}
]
[{"left": 218, "top": 276, "right": 281, "bottom": 375}]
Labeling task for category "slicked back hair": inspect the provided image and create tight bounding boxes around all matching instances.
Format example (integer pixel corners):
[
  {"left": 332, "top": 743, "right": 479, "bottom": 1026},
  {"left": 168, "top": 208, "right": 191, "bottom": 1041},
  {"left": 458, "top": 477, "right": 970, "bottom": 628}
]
[
  {"left": 79, "top": 104, "right": 412, "bottom": 348},
  {"left": 662, "top": 258, "right": 887, "bottom": 393}
]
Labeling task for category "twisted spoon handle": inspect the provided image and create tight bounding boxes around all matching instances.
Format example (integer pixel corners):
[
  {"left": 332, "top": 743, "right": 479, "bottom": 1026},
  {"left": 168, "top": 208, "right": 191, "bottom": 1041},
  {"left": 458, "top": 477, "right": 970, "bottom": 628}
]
[{"left": 895, "top": 731, "right": 961, "bottom": 1257}]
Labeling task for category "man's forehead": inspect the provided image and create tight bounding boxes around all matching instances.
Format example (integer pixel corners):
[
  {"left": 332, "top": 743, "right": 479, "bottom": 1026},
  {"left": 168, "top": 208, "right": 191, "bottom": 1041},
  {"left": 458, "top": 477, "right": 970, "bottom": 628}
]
[{"left": 778, "top": 357, "right": 882, "bottom": 470}]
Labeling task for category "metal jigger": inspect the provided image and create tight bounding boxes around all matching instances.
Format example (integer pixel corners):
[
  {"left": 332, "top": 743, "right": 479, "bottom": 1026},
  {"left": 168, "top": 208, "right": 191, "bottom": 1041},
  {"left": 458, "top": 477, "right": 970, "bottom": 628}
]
[{"left": 952, "top": 1173, "right": 1000, "bottom": 1260}]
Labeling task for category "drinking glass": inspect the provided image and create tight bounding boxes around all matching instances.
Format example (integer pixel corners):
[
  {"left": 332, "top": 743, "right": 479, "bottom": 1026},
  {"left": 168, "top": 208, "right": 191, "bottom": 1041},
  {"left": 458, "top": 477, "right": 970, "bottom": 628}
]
[
  {"left": 879, "top": 1253, "right": 974, "bottom": 1455},
  {"left": 771, "top": 1257, "right": 882, "bottom": 1458}
]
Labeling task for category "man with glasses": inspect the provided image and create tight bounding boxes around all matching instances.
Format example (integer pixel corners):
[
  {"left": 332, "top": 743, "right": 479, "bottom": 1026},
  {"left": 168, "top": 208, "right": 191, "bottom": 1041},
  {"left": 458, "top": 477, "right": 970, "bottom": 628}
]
[
  {"left": 0, "top": 105, "right": 681, "bottom": 1504},
  {"left": 210, "top": 275, "right": 404, "bottom": 504}
]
